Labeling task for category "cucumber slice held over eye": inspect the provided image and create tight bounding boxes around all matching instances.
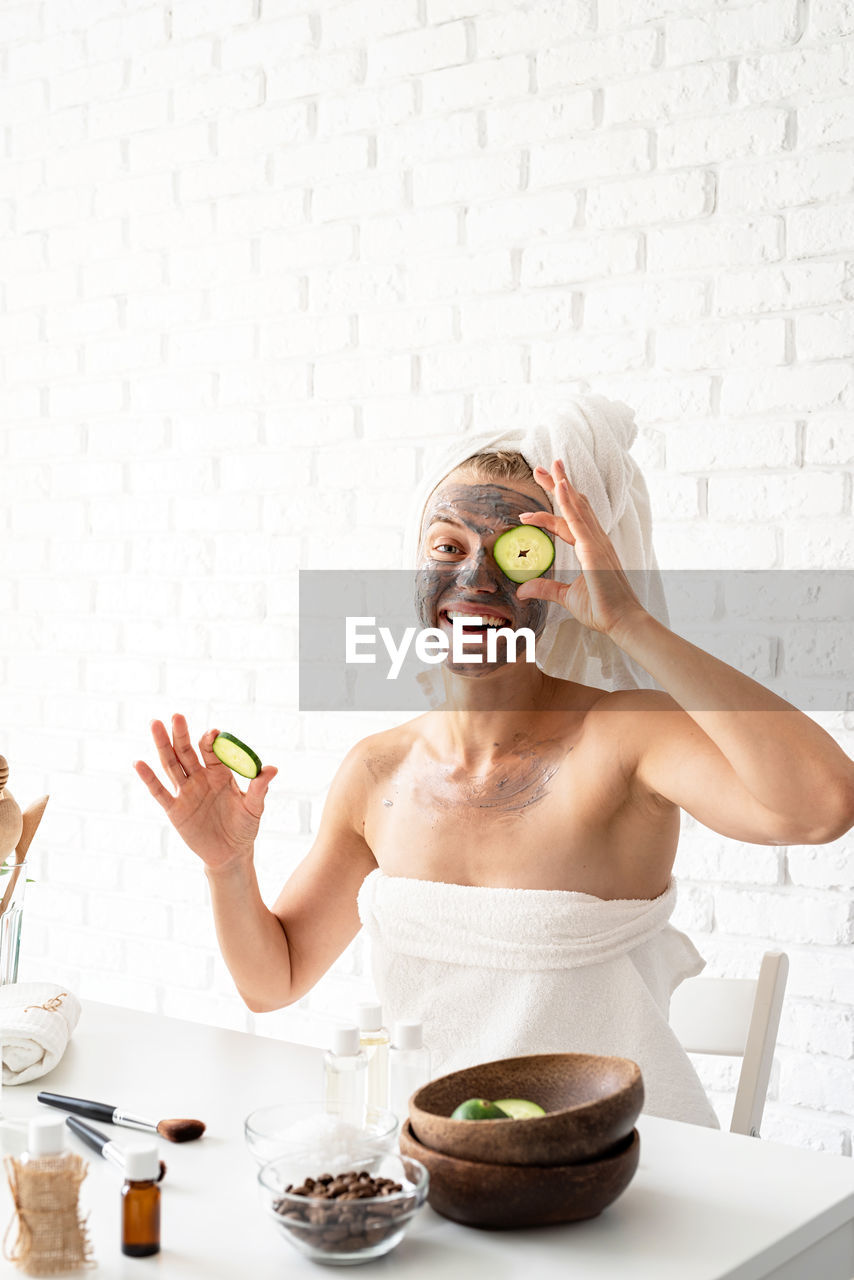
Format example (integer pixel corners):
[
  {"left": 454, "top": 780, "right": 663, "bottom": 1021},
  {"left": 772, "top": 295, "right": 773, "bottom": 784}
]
[
  {"left": 493, "top": 525, "right": 556, "bottom": 584},
  {"left": 212, "top": 732, "right": 263, "bottom": 779}
]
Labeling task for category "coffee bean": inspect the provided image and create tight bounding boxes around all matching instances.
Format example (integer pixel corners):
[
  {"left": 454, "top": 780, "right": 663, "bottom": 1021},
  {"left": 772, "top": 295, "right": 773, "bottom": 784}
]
[{"left": 274, "top": 1166, "right": 417, "bottom": 1254}]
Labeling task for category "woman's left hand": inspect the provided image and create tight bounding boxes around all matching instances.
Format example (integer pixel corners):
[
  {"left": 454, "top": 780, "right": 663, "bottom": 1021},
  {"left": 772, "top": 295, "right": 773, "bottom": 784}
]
[{"left": 515, "top": 459, "right": 648, "bottom": 638}]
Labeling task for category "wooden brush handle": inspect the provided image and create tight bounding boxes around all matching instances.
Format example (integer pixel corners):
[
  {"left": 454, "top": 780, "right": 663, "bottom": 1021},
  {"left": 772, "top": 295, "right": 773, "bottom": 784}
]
[
  {"left": 0, "top": 796, "right": 48, "bottom": 917},
  {"left": 16, "top": 795, "right": 48, "bottom": 861}
]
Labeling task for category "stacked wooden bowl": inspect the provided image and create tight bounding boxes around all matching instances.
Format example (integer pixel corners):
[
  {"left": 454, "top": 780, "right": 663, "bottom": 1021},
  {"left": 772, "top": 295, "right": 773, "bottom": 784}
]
[{"left": 399, "top": 1053, "right": 644, "bottom": 1230}]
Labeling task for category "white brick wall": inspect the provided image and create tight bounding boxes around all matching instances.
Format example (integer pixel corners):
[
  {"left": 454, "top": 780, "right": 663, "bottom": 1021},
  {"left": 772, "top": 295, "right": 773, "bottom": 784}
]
[{"left": 1, "top": 0, "right": 853, "bottom": 1155}]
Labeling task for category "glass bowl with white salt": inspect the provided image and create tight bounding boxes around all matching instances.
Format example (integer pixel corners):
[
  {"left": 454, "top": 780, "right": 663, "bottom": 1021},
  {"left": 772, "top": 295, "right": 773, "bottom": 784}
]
[{"left": 244, "top": 1101, "right": 398, "bottom": 1167}]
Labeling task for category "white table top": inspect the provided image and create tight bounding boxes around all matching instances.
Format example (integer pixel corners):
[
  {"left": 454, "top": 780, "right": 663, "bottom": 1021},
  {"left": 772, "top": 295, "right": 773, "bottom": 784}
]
[{"left": 1, "top": 1001, "right": 853, "bottom": 1279}]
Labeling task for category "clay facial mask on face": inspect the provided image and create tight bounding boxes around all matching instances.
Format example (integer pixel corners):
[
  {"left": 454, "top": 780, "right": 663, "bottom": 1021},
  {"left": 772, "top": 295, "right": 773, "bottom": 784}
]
[{"left": 415, "top": 480, "right": 552, "bottom": 673}]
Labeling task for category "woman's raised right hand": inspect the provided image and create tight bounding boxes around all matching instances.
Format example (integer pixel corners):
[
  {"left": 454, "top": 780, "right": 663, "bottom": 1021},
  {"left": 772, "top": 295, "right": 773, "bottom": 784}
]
[{"left": 134, "top": 714, "right": 278, "bottom": 871}]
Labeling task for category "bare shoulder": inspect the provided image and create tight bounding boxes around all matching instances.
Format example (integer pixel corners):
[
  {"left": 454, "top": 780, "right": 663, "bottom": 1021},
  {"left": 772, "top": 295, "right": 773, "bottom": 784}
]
[
  {"left": 345, "top": 719, "right": 423, "bottom": 788},
  {"left": 583, "top": 688, "right": 685, "bottom": 774},
  {"left": 318, "top": 729, "right": 407, "bottom": 834},
  {"left": 586, "top": 688, "right": 681, "bottom": 719}
]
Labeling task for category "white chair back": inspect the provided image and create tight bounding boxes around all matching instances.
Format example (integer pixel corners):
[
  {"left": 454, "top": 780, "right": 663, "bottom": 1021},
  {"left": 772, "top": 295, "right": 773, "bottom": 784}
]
[{"left": 670, "top": 951, "right": 789, "bottom": 1137}]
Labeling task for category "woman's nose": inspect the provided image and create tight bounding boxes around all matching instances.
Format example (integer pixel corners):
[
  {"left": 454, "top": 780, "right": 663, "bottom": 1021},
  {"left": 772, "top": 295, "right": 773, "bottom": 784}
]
[{"left": 455, "top": 548, "right": 501, "bottom": 589}]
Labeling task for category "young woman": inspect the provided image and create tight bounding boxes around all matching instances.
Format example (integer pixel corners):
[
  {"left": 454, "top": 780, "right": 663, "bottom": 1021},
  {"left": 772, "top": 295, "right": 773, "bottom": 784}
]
[{"left": 136, "top": 451, "right": 854, "bottom": 1126}]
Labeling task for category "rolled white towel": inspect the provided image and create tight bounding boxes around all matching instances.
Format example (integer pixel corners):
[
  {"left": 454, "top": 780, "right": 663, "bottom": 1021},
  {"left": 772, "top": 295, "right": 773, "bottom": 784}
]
[{"left": 0, "top": 982, "right": 81, "bottom": 1085}]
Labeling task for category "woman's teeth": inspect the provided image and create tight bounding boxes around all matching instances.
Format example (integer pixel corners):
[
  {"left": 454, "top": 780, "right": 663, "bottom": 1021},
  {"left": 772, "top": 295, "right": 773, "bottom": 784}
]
[{"left": 444, "top": 611, "right": 507, "bottom": 628}]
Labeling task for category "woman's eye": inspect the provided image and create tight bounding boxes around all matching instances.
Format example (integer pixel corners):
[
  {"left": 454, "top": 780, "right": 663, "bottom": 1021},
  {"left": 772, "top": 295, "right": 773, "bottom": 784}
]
[{"left": 433, "top": 542, "right": 462, "bottom": 554}]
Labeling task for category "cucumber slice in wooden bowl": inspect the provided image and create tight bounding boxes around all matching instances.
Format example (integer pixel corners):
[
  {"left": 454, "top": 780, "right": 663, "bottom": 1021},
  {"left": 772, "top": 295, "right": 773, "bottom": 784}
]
[
  {"left": 493, "top": 1098, "right": 547, "bottom": 1119},
  {"left": 212, "top": 732, "right": 262, "bottom": 779},
  {"left": 493, "top": 525, "right": 555, "bottom": 583}
]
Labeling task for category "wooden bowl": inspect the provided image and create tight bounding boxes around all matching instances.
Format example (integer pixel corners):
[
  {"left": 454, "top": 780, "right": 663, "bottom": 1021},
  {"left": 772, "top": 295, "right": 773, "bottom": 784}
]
[
  {"left": 409, "top": 1053, "right": 643, "bottom": 1166},
  {"left": 399, "top": 1119, "right": 639, "bottom": 1229}
]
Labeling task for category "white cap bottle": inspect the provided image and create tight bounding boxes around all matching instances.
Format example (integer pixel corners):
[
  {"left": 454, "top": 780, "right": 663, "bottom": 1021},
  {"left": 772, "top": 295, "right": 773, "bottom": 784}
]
[
  {"left": 122, "top": 1142, "right": 160, "bottom": 1257},
  {"left": 26, "top": 1115, "right": 66, "bottom": 1159},
  {"left": 389, "top": 1021, "right": 432, "bottom": 1128},
  {"left": 323, "top": 1022, "right": 368, "bottom": 1129},
  {"left": 356, "top": 1001, "right": 389, "bottom": 1116},
  {"left": 124, "top": 1144, "right": 160, "bottom": 1182},
  {"left": 331, "top": 1024, "right": 361, "bottom": 1056},
  {"left": 18, "top": 1115, "right": 88, "bottom": 1271}
]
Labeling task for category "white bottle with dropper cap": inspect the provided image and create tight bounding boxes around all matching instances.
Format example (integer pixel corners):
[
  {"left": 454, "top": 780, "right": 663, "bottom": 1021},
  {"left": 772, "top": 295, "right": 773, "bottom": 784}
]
[
  {"left": 355, "top": 1001, "right": 389, "bottom": 1115},
  {"left": 389, "top": 1021, "right": 432, "bottom": 1127},
  {"left": 323, "top": 1024, "right": 368, "bottom": 1129}
]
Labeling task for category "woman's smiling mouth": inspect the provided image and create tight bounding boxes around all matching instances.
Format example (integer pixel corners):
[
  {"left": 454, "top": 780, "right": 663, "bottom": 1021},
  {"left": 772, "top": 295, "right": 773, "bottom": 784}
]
[{"left": 438, "top": 606, "right": 512, "bottom": 632}]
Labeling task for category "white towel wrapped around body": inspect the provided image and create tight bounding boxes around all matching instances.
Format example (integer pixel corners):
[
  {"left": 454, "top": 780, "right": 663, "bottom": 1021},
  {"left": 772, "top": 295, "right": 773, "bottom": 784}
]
[
  {"left": 357, "top": 870, "right": 719, "bottom": 1129},
  {"left": 0, "top": 982, "right": 81, "bottom": 1085},
  {"left": 403, "top": 392, "right": 670, "bottom": 696}
]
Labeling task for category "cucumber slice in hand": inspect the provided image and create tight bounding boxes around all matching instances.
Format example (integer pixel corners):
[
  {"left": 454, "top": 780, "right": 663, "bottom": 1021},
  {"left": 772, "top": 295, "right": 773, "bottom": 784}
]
[
  {"left": 493, "top": 525, "right": 555, "bottom": 583},
  {"left": 212, "top": 732, "right": 262, "bottom": 779}
]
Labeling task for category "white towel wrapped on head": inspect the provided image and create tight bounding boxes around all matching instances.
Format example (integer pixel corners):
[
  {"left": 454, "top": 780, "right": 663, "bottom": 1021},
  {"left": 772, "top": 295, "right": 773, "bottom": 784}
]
[
  {"left": 0, "top": 982, "right": 81, "bottom": 1085},
  {"left": 357, "top": 870, "right": 719, "bottom": 1129},
  {"left": 403, "top": 392, "right": 670, "bottom": 697}
]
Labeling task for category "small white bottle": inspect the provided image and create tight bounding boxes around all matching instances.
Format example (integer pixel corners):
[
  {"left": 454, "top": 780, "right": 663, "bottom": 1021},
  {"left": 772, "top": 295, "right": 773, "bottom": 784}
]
[
  {"left": 356, "top": 1001, "right": 389, "bottom": 1116},
  {"left": 21, "top": 1115, "right": 74, "bottom": 1170},
  {"left": 323, "top": 1024, "right": 368, "bottom": 1129},
  {"left": 389, "top": 1021, "right": 432, "bottom": 1127},
  {"left": 11, "top": 1116, "right": 93, "bottom": 1271}
]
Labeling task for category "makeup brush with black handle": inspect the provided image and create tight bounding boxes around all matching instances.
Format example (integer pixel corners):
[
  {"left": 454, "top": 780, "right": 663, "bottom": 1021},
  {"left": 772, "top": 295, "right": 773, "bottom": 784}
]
[
  {"left": 65, "top": 1116, "right": 167, "bottom": 1182},
  {"left": 37, "top": 1091, "right": 205, "bottom": 1142}
]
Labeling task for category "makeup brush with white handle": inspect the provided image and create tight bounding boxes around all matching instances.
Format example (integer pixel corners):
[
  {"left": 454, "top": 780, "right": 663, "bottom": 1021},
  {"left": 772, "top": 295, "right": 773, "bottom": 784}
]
[{"left": 37, "top": 1091, "right": 205, "bottom": 1142}]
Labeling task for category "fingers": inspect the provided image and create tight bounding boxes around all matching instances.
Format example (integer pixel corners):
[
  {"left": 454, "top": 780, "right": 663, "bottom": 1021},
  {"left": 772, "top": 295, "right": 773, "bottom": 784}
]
[
  {"left": 515, "top": 578, "right": 571, "bottom": 607},
  {"left": 518, "top": 510, "right": 557, "bottom": 531},
  {"left": 533, "top": 464, "right": 556, "bottom": 493},
  {"left": 171, "top": 713, "right": 203, "bottom": 777},
  {"left": 552, "top": 472, "right": 601, "bottom": 531},
  {"left": 150, "top": 718, "right": 188, "bottom": 789},
  {"left": 133, "top": 759, "right": 174, "bottom": 813},
  {"left": 533, "top": 459, "right": 573, "bottom": 493},
  {"left": 244, "top": 765, "right": 278, "bottom": 819},
  {"left": 518, "top": 509, "right": 575, "bottom": 547},
  {"left": 198, "top": 728, "right": 223, "bottom": 767},
  {"left": 533, "top": 462, "right": 595, "bottom": 523}
]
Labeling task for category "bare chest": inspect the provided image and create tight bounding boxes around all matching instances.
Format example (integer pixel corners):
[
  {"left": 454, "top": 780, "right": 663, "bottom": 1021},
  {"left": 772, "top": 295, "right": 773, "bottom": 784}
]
[{"left": 361, "top": 731, "right": 679, "bottom": 898}]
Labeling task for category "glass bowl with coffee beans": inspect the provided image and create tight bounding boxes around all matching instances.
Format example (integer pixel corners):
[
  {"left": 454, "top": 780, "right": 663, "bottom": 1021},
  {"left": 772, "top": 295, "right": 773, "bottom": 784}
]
[{"left": 258, "top": 1145, "right": 429, "bottom": 1265}]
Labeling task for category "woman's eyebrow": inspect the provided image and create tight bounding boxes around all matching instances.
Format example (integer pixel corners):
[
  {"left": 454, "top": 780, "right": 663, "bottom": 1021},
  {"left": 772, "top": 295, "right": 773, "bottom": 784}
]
[
  {"left": 426, "top": 514, "right": 467, "bottom": 530},
  {"left": 426, "top": 514, "right": 525, "bottom": 538}
]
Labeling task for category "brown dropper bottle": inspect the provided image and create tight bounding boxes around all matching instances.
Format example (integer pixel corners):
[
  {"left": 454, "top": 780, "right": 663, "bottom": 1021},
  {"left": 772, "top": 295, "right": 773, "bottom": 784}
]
[{"left": 121, "top": 1143, "right": 161, "bottom": 1257}]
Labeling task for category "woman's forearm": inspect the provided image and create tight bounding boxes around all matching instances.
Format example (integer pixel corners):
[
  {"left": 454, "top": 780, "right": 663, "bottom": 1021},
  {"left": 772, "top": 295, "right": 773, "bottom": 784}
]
[
  {"left": 610, "top": 609, "right": 854, "bottom": 826},
  {"left": 203, "top": 857, "right": 293, "bottom": 1012}
]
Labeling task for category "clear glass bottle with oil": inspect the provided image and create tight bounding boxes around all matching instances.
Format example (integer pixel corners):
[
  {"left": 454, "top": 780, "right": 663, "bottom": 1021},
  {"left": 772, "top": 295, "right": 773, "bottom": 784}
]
[{"left": 356, "top": 1001, "right": 389, "bottom": 1116}]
